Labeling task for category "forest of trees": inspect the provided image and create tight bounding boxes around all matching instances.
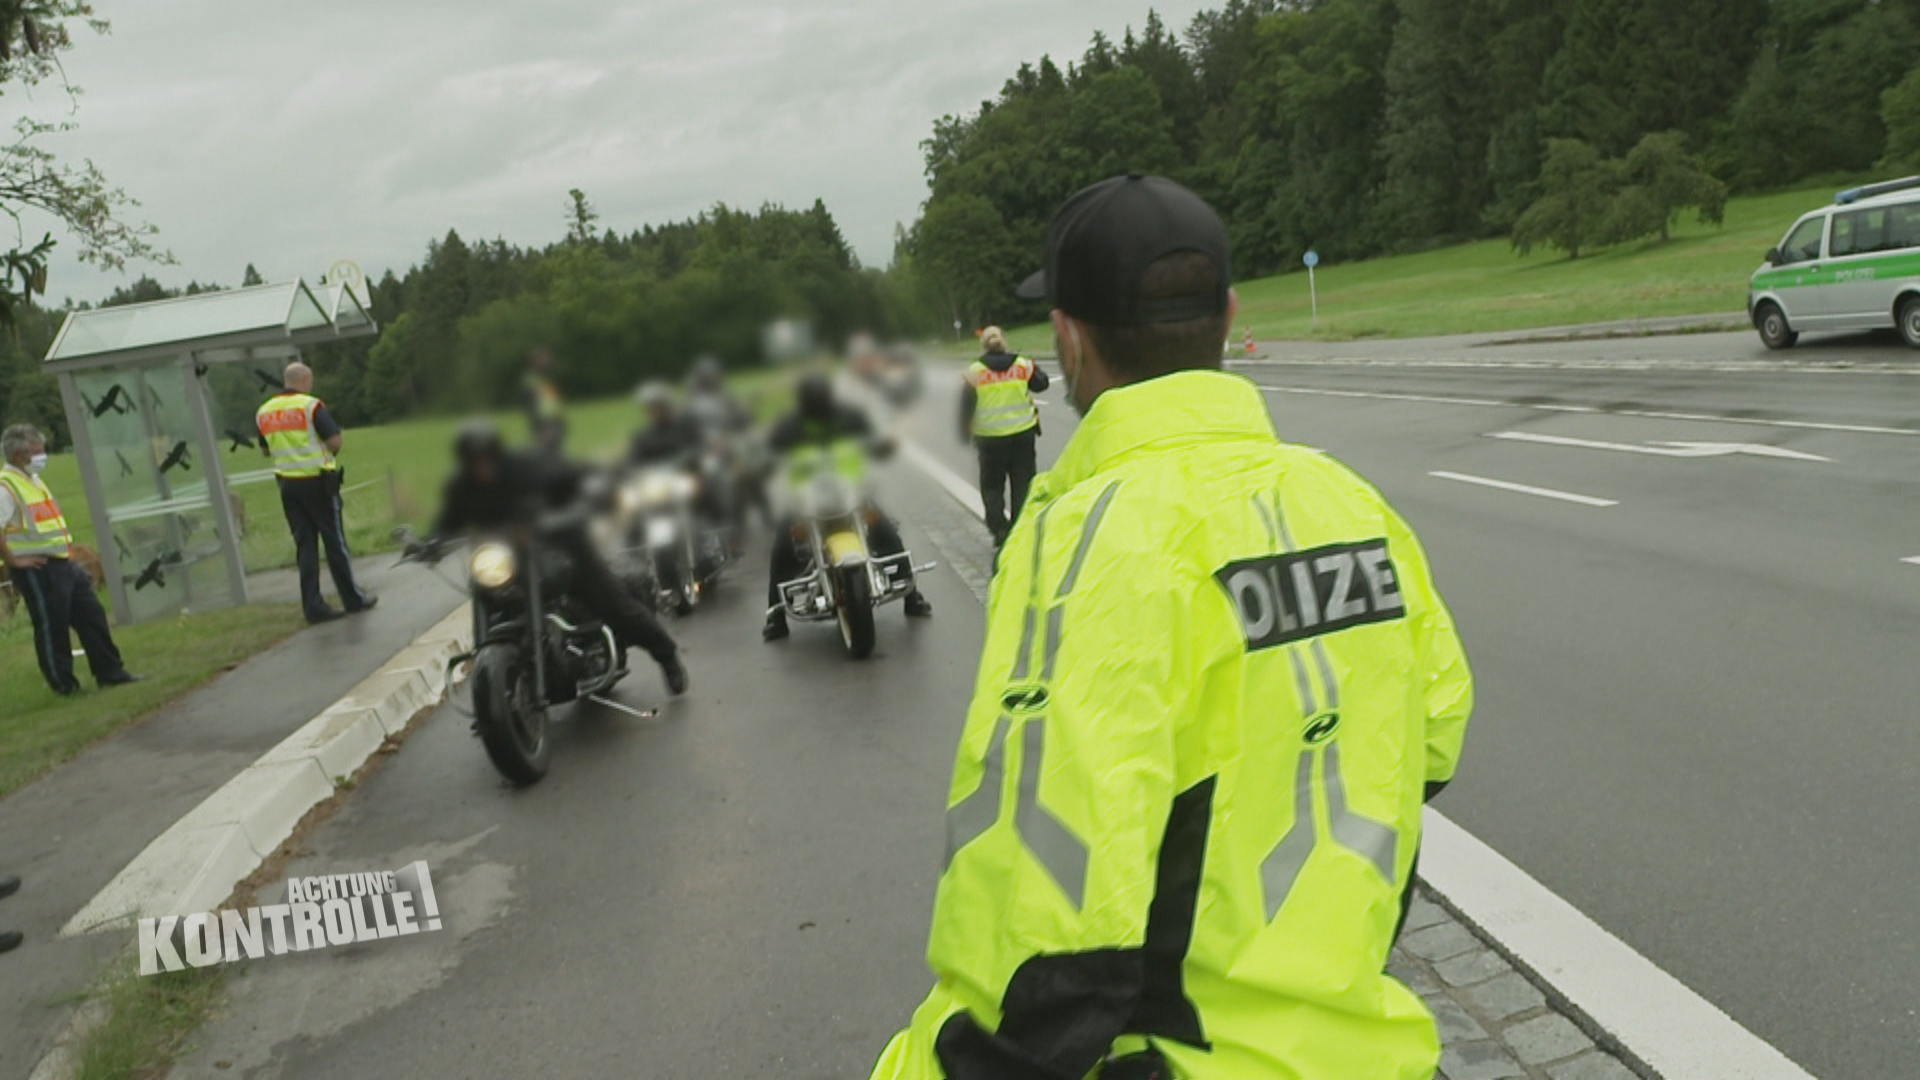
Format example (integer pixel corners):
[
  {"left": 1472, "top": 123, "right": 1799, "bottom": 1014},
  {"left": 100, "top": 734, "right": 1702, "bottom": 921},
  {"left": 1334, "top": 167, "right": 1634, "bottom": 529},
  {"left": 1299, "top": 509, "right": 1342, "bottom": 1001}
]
[
  {"left": 0, "top": 197, "right": 944, "bottom": 441},
  {"left": 12, "top": 1, "right": 1920, "bottom": 440},
  {"left": 908, "top": 0, "right": 1920, "bottom": 326}
]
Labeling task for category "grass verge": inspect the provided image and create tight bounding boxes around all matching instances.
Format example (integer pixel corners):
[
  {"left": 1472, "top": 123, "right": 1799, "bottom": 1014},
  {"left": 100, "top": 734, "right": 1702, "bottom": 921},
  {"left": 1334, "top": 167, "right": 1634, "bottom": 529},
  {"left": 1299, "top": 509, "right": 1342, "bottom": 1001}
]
[
  {"left": 0, "top": 602, "right": 304, "bottom": 799},
  {"left": 65, "top": 965, "right": 225, "bottom": 1080},
  {"left": 975, "top": 178, "right": 1873, "bottom": 354}
]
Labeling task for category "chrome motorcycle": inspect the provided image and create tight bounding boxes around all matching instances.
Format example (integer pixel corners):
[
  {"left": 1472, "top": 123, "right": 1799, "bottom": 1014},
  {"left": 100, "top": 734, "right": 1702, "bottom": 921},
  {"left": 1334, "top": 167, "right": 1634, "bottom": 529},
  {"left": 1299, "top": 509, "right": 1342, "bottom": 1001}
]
[{"left": 773, "top": 443, "right": 922, "bottom": 659}]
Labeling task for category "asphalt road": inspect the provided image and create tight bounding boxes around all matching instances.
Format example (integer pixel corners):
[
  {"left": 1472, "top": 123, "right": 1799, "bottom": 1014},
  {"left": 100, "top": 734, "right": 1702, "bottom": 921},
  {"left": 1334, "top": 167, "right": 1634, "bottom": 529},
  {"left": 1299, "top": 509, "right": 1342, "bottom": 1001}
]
[{"left": 171, "top": 328, "right": 1917, "bottom": 1080}]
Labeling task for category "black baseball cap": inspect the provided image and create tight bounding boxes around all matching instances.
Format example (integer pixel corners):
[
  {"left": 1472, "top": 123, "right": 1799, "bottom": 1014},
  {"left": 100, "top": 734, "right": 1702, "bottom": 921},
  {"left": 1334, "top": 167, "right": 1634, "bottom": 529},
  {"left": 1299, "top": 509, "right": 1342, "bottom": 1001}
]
[{"left": 1016, "top": 174, "right": 1231, "bottom": 326}]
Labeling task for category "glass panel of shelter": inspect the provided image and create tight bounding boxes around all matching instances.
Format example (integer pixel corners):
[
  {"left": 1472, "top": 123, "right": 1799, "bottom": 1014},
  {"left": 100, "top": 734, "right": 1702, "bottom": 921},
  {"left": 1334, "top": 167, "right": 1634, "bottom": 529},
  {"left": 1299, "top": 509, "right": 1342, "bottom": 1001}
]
[
  {"left": 70, "top": 363, "right": 236, "bottom": 622},
  {"left": 198, "top": 355, "right": 290, "bottom": 573}
]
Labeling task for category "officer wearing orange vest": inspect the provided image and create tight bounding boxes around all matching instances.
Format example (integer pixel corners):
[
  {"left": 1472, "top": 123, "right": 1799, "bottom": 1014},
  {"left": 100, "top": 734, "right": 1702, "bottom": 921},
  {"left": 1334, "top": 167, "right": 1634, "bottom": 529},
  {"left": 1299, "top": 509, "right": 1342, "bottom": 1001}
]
[
  {"left": 256, "top": 361, "right": 376, "bottom": 624},
  {"left": 0, "top": 423, "right": 142, "bottom": 695},
  {"left": 961, "top": 327, "right": 1051, "bottom": 548}
]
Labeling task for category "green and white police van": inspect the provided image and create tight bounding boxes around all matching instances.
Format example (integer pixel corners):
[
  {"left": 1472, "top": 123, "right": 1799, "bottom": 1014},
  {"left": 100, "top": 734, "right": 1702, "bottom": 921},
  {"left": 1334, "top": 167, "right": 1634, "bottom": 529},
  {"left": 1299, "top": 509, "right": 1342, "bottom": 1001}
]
[{"left": 1748, "top": 176, "right": 1920, "bottom": 350}]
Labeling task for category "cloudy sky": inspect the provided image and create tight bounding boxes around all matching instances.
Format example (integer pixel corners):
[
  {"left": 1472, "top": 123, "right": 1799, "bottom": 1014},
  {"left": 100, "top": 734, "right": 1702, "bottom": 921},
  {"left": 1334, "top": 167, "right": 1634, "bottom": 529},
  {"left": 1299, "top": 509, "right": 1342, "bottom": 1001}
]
[{"left": 19, "top": 0, "right": 1214, "bottom": 305}]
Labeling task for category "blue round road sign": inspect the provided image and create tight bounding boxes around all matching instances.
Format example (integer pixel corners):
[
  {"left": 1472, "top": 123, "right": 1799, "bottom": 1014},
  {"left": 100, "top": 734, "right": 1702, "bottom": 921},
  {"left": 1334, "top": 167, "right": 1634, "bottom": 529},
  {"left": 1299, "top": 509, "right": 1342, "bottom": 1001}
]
[{"left": 1303, "top": 250, "right": 1320, "bottom": 268}]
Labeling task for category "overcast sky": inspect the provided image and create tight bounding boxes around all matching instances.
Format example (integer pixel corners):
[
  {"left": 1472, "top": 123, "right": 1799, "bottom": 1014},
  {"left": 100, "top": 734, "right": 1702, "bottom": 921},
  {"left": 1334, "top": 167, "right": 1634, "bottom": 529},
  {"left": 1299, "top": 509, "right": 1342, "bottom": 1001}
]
[{"left": 19, "top": 1, "right": 1213, "bottom": 305}]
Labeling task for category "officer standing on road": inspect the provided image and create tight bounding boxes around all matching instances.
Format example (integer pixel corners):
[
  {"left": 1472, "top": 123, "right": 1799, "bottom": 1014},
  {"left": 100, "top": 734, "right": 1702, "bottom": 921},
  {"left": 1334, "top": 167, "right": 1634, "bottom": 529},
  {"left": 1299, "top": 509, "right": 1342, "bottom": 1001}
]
[
  {"left": 256, "top": 362, "right": 376, "bottom": 624},
  {"left": 961, "top": 326, "right": 1049, "bottom": 548},
  {"left": 1, "top": 424, "right": 143, "bottom": 695},
  {"left": 870, "top": 175, "right": 1473, "bottom": 1080}
]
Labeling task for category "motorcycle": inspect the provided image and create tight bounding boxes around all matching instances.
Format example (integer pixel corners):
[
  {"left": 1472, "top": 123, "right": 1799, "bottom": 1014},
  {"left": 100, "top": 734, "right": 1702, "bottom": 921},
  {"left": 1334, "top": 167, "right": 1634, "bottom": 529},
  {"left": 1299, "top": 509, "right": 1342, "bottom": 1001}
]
[
  {"left": 610, "top": 463, "right": 730, "bottom": 617},
  {"left": 773, "top": 441, "right": 925, "bottom": 660},
  {"left": 401, "top": 524, "right": 631, "bottom": 786}
]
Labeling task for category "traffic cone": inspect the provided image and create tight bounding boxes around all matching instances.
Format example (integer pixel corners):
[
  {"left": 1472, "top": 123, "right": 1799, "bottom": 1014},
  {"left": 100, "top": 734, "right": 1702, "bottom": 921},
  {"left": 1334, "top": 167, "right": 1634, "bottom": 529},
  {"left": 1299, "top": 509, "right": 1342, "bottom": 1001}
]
[{"left": 1244, "top": 328, "right": 1256, "bottom": 355}]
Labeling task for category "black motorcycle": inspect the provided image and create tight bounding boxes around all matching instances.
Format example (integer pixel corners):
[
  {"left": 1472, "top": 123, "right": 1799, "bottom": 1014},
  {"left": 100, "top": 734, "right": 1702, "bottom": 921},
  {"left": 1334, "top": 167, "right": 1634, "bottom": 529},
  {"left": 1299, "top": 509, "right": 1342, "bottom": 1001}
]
[{"left": 403, "top": 525, "right": 631, "bottom": 786}]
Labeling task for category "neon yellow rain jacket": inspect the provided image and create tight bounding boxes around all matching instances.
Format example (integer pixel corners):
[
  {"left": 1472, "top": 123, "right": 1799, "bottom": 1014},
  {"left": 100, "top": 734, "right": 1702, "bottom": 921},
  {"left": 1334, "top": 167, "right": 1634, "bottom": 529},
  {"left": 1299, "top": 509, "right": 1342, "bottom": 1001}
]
[{"left": 871, "top": 370, "right": 1472, "bottom": 1080}]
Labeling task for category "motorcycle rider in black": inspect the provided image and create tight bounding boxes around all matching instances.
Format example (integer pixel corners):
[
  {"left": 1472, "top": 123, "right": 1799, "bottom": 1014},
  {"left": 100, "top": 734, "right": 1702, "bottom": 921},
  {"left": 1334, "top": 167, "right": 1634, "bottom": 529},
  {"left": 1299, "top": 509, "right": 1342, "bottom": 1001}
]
[
  {"left": 416, "top": 422, "right": 689, "bottom": 695},
  {"left": 629, "top": 382, "right": 705, "bottom": 469},
  {"left": 762, "top": 375, "right": 932, "bottom": 642}
]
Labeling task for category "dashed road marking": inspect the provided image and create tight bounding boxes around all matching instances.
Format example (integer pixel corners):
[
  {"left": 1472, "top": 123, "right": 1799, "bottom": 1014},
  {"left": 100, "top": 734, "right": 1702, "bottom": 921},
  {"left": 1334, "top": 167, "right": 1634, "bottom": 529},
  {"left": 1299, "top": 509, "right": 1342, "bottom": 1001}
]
[{"left": 1429, "top": 470, "right": 1619, "bottom": 507}]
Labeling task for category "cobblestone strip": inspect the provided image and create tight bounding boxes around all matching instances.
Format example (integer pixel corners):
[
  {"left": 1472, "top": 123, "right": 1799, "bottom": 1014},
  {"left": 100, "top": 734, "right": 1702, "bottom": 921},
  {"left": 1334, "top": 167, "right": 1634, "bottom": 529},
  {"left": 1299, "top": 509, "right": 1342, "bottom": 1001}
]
[{"left": 887, "top": 455, "right": 1650, "bottom": 1080}]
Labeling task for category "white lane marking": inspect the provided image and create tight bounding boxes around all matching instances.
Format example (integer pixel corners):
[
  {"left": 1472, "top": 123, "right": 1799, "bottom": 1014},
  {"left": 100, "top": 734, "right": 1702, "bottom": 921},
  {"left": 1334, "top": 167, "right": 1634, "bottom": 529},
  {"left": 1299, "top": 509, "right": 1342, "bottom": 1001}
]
[
  {"left": 1430, "top": 471, "right": 1619, "bottom": 507},
  {"left": 1487, "top": 431, "right": 1833, "bottom": 462},
  {"left": 1903, "top": 557, "right": 1920, "bottom": 566},
  {"left": 903, "top": 438, "right": 1812, "bottom": 1079},
  {"left": 1258, "top": 384, "right": 1920, "bottom": 438},
  {"left": 1423, "top": 813, "right": 1818, "bottom": 1080},
  {"left": 901, "top": 439, "right": 985, "bottom": 520}
]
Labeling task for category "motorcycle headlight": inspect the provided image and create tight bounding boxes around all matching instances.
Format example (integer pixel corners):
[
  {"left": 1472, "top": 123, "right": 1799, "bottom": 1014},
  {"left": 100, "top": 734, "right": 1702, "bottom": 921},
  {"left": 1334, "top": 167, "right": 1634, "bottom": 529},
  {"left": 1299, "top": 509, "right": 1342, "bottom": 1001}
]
[{"left": 468, "top": 542, "right": 517, "bottom": 590}]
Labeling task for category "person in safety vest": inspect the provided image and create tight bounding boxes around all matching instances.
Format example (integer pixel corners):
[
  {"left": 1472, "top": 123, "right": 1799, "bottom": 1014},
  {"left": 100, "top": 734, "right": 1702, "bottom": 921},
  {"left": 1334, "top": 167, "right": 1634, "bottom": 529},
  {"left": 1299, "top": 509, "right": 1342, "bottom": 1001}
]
[
  {"left": 869, "top": 175, "right": 1473, "bottom": 1080},
  {"left": 525, "top": 347, "right": 567, "bottom": 454},
  {"left": 961, "top": 326, "right": 1050, "bottom": 548},
  {"left": 760, "top": 373, "right": 932, "bottom": 642},
  {"left": 256, "top": 361, "right": 376, "bottom": 624},
  {"left": 0, "top": 424, "right": 142, "bottom": 695}
]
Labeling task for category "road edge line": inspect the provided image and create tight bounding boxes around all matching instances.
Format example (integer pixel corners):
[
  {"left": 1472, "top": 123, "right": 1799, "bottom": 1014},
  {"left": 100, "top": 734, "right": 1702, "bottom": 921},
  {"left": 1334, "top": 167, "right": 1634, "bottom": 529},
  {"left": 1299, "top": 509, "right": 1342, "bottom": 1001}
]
[
  {"left": 1421, "top": 811, "right": 1816, "bottom": 1080},
  {"left": 901, "top": 436, "right": 1816, "bottom": 1080},
  {"left": 58, "top": 604, "right": 473, "bottom": 939}
]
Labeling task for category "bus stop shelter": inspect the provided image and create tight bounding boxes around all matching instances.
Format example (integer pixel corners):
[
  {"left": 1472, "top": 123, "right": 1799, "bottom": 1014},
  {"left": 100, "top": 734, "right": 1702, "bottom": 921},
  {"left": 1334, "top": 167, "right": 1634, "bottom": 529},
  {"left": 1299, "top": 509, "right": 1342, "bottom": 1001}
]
[{"left": 41, "top": 280, "right": 377, "bottom": 625}]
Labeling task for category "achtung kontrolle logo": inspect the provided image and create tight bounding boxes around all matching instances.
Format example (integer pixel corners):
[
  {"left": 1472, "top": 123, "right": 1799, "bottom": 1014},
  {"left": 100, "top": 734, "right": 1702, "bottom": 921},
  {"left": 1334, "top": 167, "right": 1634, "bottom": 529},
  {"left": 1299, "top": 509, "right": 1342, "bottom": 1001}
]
[{"left": 139, "top": 861, "right": 441, "bottom": 976}]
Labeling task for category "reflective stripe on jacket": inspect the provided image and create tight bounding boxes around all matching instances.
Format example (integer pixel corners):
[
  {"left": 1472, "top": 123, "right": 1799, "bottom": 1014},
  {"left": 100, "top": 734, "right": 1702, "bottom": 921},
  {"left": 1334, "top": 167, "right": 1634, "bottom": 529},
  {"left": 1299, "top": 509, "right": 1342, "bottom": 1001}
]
[
  {"left": 966, "top": 357, "right": 1040, "bottom": 438},
  {"left": 0, "top": 466, "right": 73, "bottom": 557},
  {"left": 256, "top": 393, "right": 334, "bottom": 479},
  {"left": 871, "top": 370, "right": 1473, "bottom": 1080}
]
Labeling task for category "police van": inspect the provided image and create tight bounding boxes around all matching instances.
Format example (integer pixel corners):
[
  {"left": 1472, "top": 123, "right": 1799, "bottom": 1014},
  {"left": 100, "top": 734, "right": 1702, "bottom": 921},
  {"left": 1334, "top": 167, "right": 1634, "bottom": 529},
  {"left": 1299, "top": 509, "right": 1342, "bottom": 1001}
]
[{"left": 1748, "top": 176, "right": 1920, "bottom": 350}]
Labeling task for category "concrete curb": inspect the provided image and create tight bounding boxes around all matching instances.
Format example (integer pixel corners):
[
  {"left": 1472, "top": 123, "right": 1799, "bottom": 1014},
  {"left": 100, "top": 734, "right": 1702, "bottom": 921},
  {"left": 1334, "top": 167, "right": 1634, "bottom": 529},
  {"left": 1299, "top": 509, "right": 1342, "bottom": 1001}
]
[{"left": 59, "top": 605, "right": 473, "bottom": 938}]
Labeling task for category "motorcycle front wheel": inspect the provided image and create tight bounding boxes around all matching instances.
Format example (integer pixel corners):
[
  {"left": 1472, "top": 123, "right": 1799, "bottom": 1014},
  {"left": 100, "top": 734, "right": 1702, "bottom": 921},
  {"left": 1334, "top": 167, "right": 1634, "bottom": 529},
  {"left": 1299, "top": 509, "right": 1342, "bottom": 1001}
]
[
  {"left": 471, "top": 643, "right": 551, "bottom": 786},
  {"left": 836, "top": 568, "right": 877, "bottom": 660}
]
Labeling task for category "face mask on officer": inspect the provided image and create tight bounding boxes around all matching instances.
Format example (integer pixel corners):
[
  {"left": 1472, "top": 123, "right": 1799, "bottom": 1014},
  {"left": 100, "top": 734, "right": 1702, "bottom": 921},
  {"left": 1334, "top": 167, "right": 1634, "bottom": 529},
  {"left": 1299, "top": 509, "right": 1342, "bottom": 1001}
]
[
  {"left": 27, "top": 451, "right": 48, "bottom": 476},
  {"left": 1055, "top": 318, "right": 1089, "bottom": 417}
]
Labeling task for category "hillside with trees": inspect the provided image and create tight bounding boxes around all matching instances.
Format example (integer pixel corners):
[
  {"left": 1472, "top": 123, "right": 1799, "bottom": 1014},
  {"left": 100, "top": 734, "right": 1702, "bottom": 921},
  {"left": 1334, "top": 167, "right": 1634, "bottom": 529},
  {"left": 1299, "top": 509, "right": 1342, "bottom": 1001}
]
[
  {"left": 0, "top": 195, "right": 942, "bottom": 441},
  {"left": 907, "top": 0, "right": 1920, "bottom": 325}
]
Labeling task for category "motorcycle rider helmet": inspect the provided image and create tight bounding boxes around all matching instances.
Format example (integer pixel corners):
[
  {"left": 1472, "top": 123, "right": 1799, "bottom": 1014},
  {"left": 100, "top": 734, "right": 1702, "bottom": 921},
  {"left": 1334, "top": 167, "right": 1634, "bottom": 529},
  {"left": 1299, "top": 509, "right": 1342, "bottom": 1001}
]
[
  {"left": 635, "top": 380, "right": 674, "bottom": 412},
  {"left": 796, "top": 373, "right": 834, "bottom": 422},
  {"left": 454, "top": 419, "right": 503, "bottom": 465}
]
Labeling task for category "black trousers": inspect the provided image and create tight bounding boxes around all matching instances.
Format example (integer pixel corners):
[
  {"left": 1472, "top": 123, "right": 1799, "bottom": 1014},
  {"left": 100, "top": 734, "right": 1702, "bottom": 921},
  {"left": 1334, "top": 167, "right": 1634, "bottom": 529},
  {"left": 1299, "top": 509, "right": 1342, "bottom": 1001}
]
[
  {"left": 556, "top": 531, "right": 679, "bottom": 665},
  {"left": 13, "top": 557, "right": 126, "bottom": 693},
  {"left": 278, "top": 475, "right": 368, "bottom": 620},
  {"left": 975, "top": 431, "right": 1038, "bottom": 541},
  {"left": 767, "top": 514, "right": 911, "bottom": 608}
]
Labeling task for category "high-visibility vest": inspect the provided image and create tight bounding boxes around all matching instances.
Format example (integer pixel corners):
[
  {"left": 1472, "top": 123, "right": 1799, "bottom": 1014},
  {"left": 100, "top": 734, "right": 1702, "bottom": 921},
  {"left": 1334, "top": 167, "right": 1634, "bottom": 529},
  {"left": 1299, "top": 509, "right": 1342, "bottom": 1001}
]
[
  {"left": 870, "top": 370, "right": 1473, "bottom": 1080},
  {"left": 784, "top": 434, "right": 868, "bottom": 490},
  {"left": 256, "top": 393, "right": 336, "bottom": 479},
  {"left": 527, "top": 374, "right": 563, "bottom": 421},
  {"left": 0, "top": 466, "right": 73, "bottom": 558},
  {"left": 966, "top": 357, "right": 1040, "bottom": 438}
]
